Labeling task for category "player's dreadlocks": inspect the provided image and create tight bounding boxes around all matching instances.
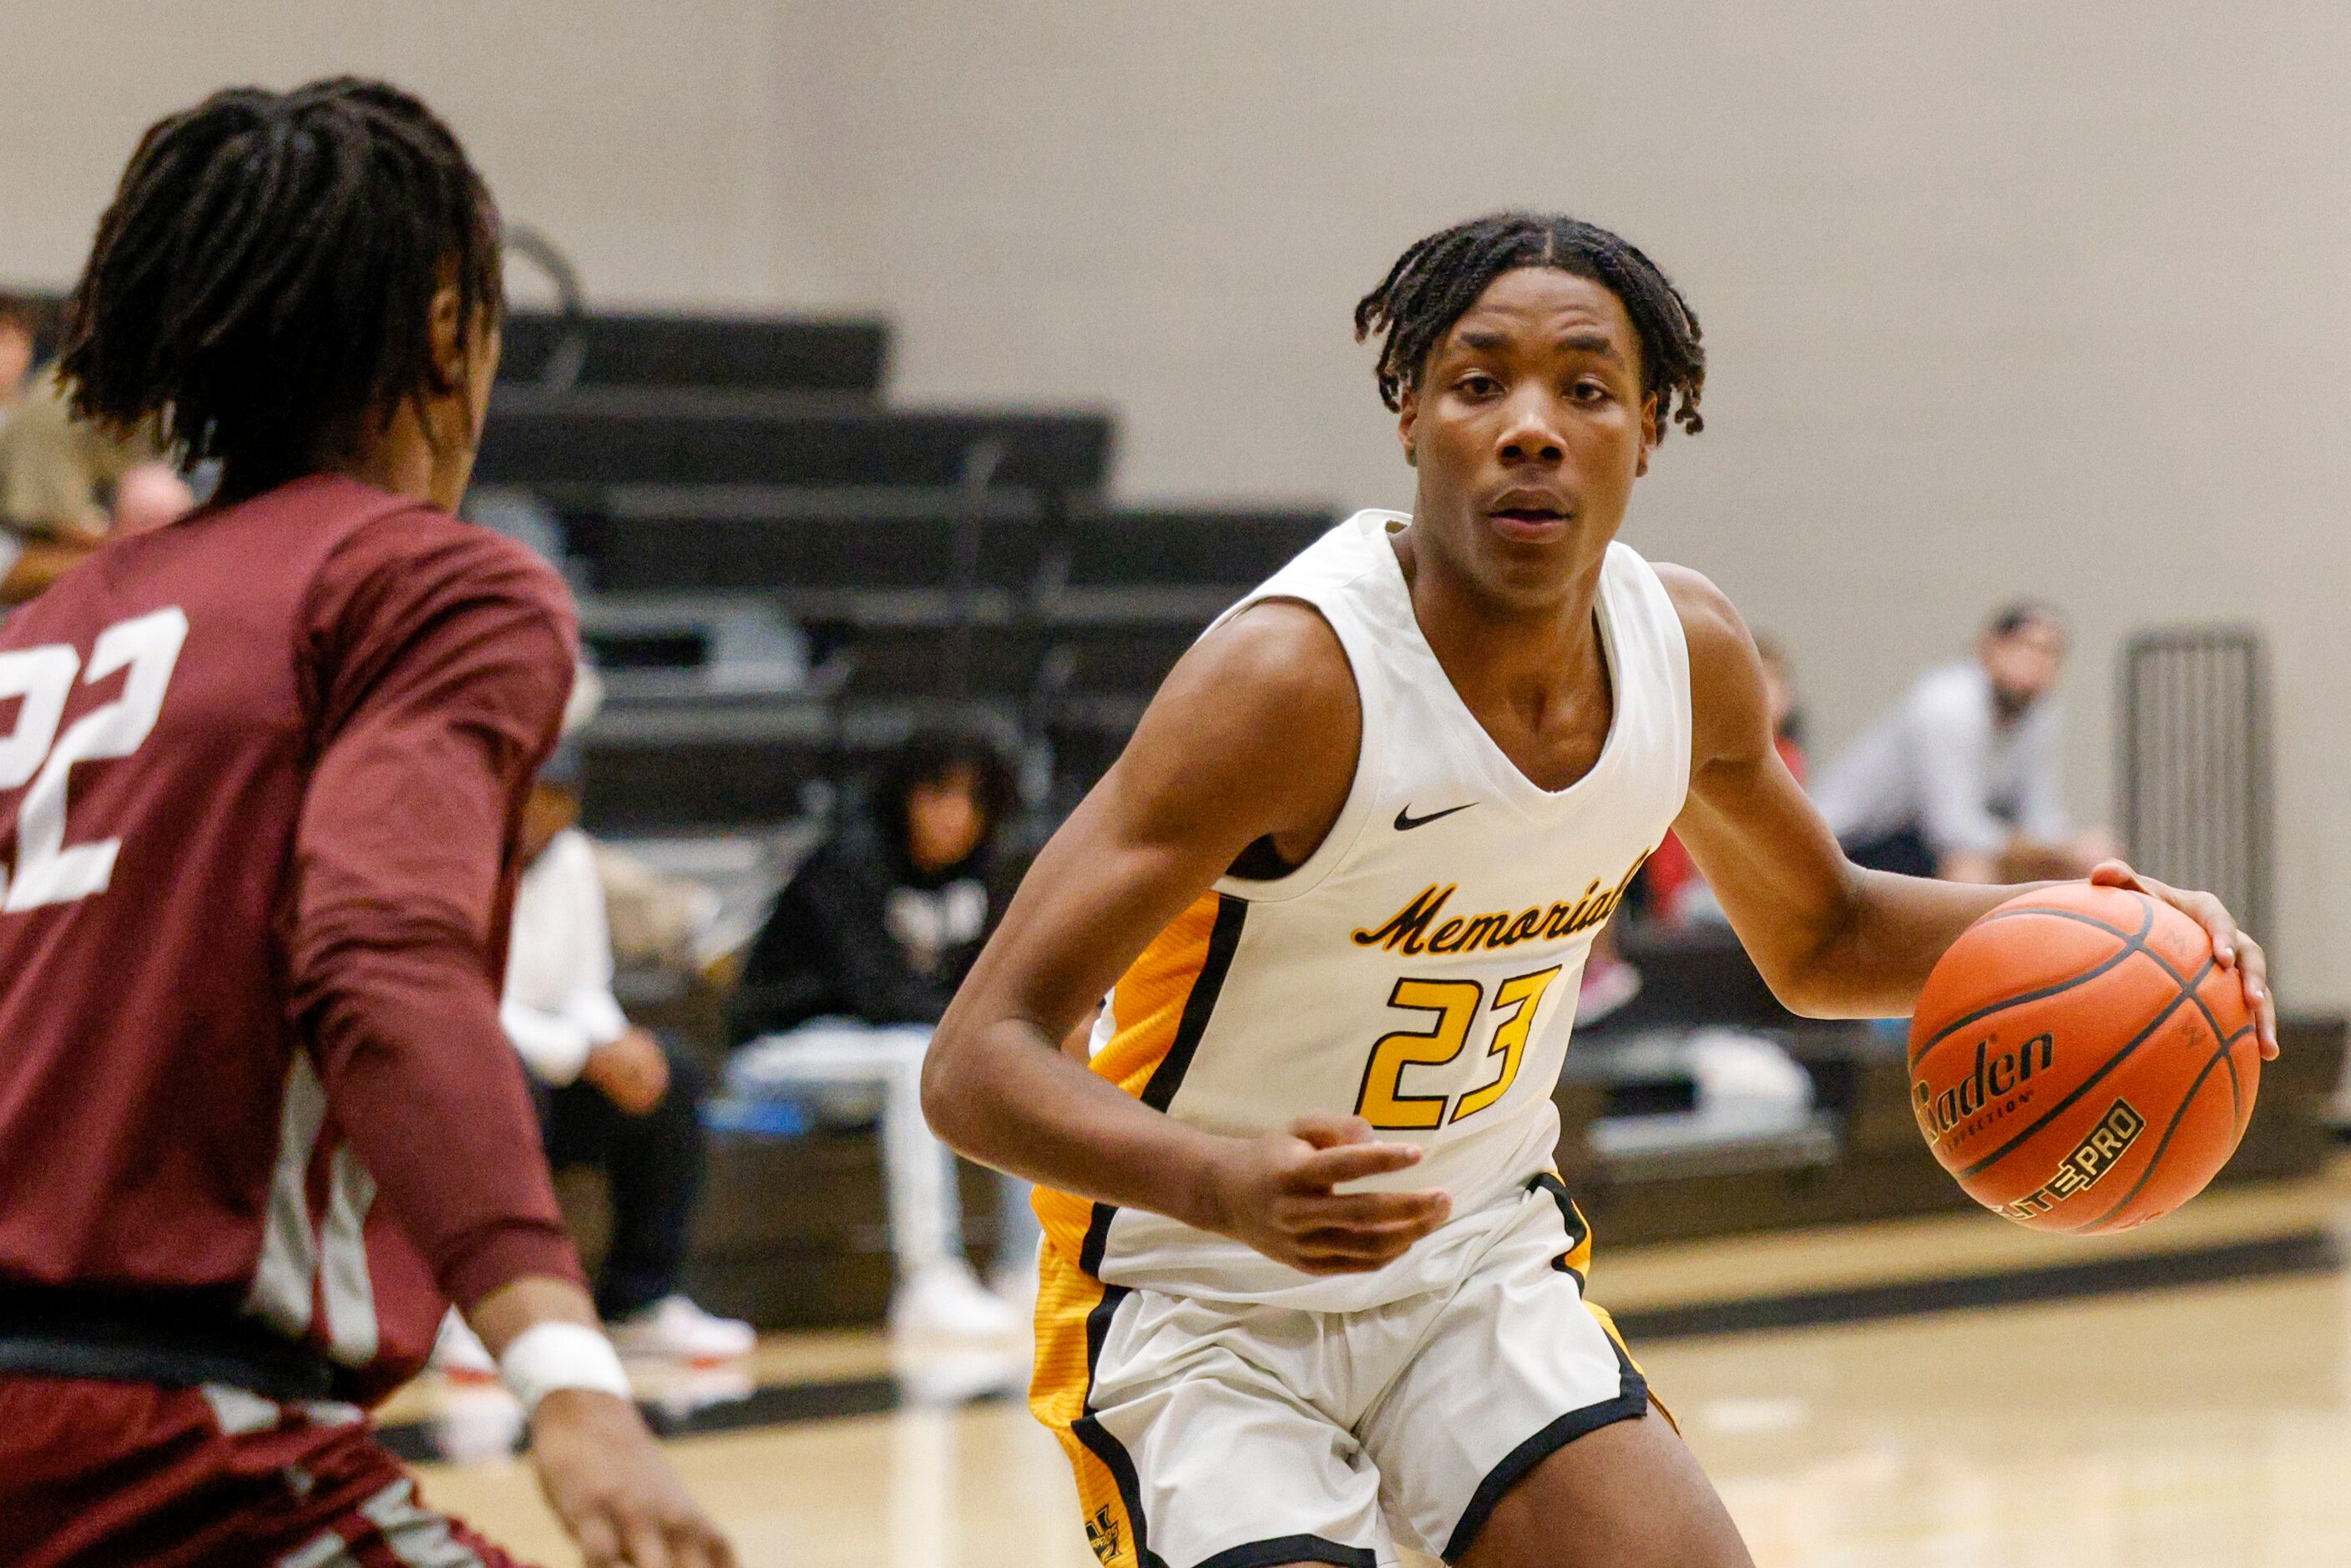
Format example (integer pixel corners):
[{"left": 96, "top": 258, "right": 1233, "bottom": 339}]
[
  {"left": 1354, "top": 212, "right": 1706, "bottom": 439},
  {"left": 59, "top": 78, "right": 502, "bottom": 492}
]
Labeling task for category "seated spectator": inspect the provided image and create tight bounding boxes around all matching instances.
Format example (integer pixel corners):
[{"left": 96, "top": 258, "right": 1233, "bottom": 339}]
[
  {"left": 1813, "top": 602, "right": 2116, "bottom": 883},
  {"left": 0, "top": 305, "right": 194, "bottom": 603},
  {"left": 1644, "top": 631, "right": 1807, "bottom": 924},
  {"left": 0, "top": 294, "right": 33, "bottom": 409},
  {"left": 727, "top": 729, "right": 1032, "bottom": 1338},
  {"left": 0, "top": 297, "right": 94, "bottom": 605},
  {"left": 443, "top": 744, "right": 754, "bottom": 1373}
]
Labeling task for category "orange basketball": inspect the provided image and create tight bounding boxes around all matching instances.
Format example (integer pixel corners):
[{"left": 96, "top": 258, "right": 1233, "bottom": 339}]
[{"left": 1908, "top": 882, "right": 2260, "bottom": 1233}]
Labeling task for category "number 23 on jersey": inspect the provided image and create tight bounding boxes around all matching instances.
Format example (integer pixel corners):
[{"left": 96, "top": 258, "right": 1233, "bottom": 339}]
[
  {"left": 0, "top": 607, "right": 188, "bottom": 913},
  {"left": 1353, "top": 964, "right": 1564, "bottom": 1130}
]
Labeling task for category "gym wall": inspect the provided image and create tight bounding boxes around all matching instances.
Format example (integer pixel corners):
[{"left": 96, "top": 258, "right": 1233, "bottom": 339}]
[{"left": 9, "top": 2, "right": 2350, "bottom": 1003}]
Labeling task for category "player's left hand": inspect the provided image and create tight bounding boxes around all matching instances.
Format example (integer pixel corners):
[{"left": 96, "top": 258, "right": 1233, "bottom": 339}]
[
  {"left": 2089, "top": 860, "right": 2278, "bottom": 1060},
  {"left": 531, "top": 1388, "right": 737, "bottom": 1568}
]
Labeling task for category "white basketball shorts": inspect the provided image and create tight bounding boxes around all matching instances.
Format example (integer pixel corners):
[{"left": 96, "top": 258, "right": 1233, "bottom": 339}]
[{"left": 1030, "top": 1174, "right": 1658, "bottom": 1568}]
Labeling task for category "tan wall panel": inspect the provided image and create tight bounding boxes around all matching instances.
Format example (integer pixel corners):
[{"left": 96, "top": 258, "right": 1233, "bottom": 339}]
[{"left": 9, "top": 2, "right": 2350, "bottom": 999}]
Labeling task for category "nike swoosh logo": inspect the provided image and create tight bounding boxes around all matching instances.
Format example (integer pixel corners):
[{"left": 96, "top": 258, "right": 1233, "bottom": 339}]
[{"left": 1394, "top": 802, "right": 1477, "bottom": 832}]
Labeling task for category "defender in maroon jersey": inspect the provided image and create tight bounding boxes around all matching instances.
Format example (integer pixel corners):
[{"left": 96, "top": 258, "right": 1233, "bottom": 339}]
[{"left": 0, "top": 81, "right": 732, "bottom": 1568}]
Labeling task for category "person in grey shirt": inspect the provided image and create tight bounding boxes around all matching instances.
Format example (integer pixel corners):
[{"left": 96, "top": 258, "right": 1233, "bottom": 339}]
[{"left": 1813, "top": 603, "right": 2116, "bottom": 883}]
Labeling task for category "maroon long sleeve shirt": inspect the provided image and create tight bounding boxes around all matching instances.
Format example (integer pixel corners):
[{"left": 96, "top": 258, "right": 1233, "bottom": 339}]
[{"left": 0, "top": 474, "right": 586, "bottom": 1404}]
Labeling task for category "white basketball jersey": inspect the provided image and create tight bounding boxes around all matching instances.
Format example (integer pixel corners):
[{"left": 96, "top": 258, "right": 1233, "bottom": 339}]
[{"left": 1034, "top": 509, "right": 1692, "bottom": 1309}]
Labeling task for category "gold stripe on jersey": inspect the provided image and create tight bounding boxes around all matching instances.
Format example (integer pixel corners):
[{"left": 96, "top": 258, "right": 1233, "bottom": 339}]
[
  {"left": 1033, "top": 891, "right": 1233, "bottom": 1264},
  {"left": 1031, "top": 1243, "right": 1145, "bottom": 1568}
]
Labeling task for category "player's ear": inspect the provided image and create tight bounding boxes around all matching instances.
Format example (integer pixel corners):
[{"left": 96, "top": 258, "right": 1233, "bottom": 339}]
[
  {"left": 1635, "top": 392, "right": 1660, "bottom": 477},
  {"left": 422, "top": 261, "right": 501, "bottom": 452},
  {"left": 1397, "top": 385, "right": 1420, "bottom": 469},
  {"left": 425, "top": 271, "right": 468, "bottom": 397}
]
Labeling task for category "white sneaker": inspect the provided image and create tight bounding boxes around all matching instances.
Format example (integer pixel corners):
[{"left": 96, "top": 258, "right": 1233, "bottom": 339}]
[
  {"left": 608, "top": 1295, "right": 757, "bottom": 1363},
  {"left": 889, "top": 1260, "right": 1021, "bottom": 1339},
  {"left": 430, "top": 1310, "right": 498, "bottom": 1383}
]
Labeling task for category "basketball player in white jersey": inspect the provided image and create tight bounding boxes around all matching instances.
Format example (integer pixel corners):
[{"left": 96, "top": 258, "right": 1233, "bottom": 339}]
[{"left": 923, "top": 212, "right": 2274, "bottom": 1568}]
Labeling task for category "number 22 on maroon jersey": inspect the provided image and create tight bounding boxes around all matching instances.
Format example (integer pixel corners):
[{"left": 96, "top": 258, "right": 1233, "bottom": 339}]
[{"left": 0, "top": 606, "right": 187, "bottom": 913}]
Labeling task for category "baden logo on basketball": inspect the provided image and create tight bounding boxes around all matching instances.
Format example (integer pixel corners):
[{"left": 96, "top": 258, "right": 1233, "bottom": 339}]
[{"left": 1914, "top": 1031, "right": 2054, "bottom": 1146}]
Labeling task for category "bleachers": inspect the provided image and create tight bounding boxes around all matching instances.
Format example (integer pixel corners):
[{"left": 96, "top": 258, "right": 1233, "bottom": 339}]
[
  {"left": 564, "top": 492, "right": 1333, "bottom": 602},
  {"left": 567, "top": 576, "right": 1310, "bottom": 830},
  {"left": 564, "top": 489, "right": 1057, "bottom": 598},
  {"left": 475, "top": 388, "right": 1114, "bottom": 497},
  {"left": 496, "top": 308, "right": 889, "bottom": 394},
  {"left": 475, "top": 306, "right": 1329, "bottom": 834}
]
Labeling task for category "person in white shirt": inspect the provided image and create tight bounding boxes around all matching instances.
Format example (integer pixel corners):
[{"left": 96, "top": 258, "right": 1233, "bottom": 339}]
[
  {"left": 1814, "top": 603, "right": 2116, "bottom": 883},
  {"left": 498, "top": 744, "right": 755, "bottom": 1363}
]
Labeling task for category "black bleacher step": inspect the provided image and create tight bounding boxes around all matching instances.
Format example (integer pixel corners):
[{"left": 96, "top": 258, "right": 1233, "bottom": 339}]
[
  {"left": 496, "top": 309, "right": 887, "bottom": 395},
  {"left": 579, "top": 584, "right": 1234, "bottom": 633},
  {"left": 576, "top": 696, "right": 1028, "bottom": 832},
  {"left": 822, "top": 620, "right": 1201, "bottom": 703},
  {"left": 581, "top": 735, "right": 832, "bottom": 833},
  {"left": 1063, "top": 508, "right": 1336, "bottom": 586},
  {"left": 594, "top": 482, "right": 1052, "bottom": 521},
  {"left": 569, "top": 503, "right": 1051, "bottom": 595},
  {"left": 474, "top": 389, "right": 1113, "bottom": 493},
  {"left": 580, "top": 691, "right": 837, "bottom": 747},
  {"left": 574, "top": 692, "right": 1159, "bottom": 832},
  {"left": 568, "top": 498, "right": 1327, "bottom": 597}
]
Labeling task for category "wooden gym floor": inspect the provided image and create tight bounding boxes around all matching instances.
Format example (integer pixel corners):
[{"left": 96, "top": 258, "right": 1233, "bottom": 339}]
[{"left": 391, "top": 1165, "right": 2351, "bottom": 1566}]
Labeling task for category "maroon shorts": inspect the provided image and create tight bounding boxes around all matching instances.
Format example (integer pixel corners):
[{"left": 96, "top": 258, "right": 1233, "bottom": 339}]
[{"left": 0, "top": 1375, "right": 532, "bottom": 1568}]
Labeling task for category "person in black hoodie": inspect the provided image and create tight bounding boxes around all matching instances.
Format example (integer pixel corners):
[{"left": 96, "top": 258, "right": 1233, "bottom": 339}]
[
  {"left": 727, "top": 730, "right": 1033, "bottom": 1335},
  {"left": 730, "top": 731, "right": 1016, "bottom": 1039}
]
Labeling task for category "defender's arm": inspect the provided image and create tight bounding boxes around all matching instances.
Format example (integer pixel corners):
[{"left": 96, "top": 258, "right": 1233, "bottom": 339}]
[{"left": 922, "top": 600, "right": 1453, "bottom": 1275}]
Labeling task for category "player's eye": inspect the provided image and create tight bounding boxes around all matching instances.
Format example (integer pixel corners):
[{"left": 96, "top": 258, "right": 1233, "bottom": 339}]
[
  {"left": 1454, "top": 372, "right": 1502, "bottom": 399},
  {"left": 1568, "top": 378, "right": 1612, "bottom": 404}
]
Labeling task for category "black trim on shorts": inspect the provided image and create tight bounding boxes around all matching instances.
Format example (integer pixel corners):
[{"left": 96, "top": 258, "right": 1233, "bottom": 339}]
[
  {"left": 1196, "top": 1535, "right": 1378, "bottom": 1568},
  {"left": 1079, "top": 1202, "right": 1119, "bottom": 1277},
  {"left": 1440, "top": 1276, "right": 1651, "bottom": 1561},
  {"left": 1071, "top": 1282, "right": 1170, "bottom": 1568},
  {"left": 1080, "top": 894, "right": 1248, "bottom": 1277},
  {"left": 1527, "top": 1171, "right": 1590, "bottom": 1289}
]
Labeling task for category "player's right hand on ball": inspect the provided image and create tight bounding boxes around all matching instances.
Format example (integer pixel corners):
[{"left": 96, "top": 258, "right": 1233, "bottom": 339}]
[
  {"left": 530, "top": 1388, "right": 737, "bottom": 1568},
  {"left": 1205, "top": 1112, "right": 1451, "bottom": 1275}
]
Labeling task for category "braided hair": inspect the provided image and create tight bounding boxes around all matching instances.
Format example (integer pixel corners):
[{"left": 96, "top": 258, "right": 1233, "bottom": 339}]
[
  {"left": 1354, "top": 212, "right": 1706, "bottom": 439},
  {"left": 59, "top": 78, "right": 501, "bottom": 492}
]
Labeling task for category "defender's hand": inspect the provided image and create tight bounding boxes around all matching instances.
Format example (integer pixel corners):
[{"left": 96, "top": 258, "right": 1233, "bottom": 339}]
[
  {"left": 530, "top": 1388, "right": 736, "bottom": 1568},
  {"left": 2090, "top": 860, "right": 2278, "bottom": 1059},
  {"left": 1201, "top": 1113, "right": 1451, "bottom": 1276},
  {"left": 584, "top": 1029, "right": 670, "bottom": 1115}
]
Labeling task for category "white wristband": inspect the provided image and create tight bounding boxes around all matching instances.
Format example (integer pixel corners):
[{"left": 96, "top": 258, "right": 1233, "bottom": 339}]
[{"left": 497, "top": 1321, "right": 632, "bottom": 1414}]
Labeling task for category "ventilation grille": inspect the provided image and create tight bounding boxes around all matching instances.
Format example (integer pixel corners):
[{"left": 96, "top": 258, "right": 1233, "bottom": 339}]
[{"left": 2116, "top": 627, "right": 2273, "bottom": 944}]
